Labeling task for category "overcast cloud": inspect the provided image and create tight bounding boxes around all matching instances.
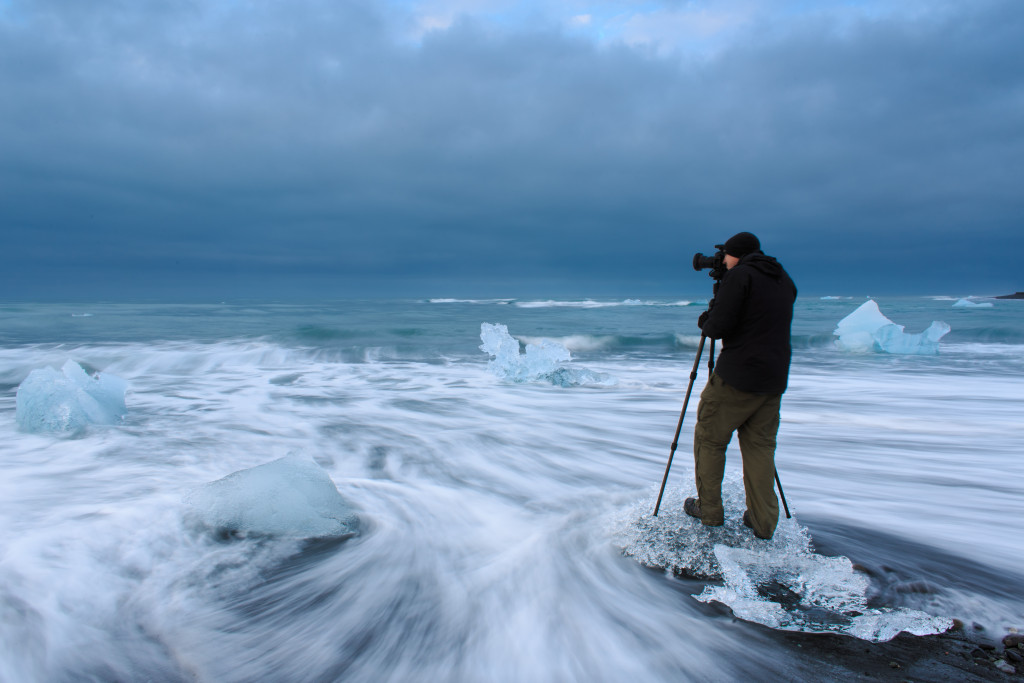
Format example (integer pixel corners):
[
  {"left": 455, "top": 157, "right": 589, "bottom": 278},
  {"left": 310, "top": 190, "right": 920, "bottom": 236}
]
[{"left": 1, "top": 0, "right": 1022, "bottom": 299}]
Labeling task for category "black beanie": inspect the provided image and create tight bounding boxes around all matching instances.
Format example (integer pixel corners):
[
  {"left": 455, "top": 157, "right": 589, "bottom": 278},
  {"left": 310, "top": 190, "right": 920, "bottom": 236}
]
[{"left": 724, "top": 232, "right": 760, "bottom": 258}]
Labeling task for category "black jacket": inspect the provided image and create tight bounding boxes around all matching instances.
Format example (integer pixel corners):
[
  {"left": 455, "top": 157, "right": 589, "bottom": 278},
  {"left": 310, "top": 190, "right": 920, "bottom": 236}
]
[{"left": 700, "top": 252, "right": 797, "bottom": 394}]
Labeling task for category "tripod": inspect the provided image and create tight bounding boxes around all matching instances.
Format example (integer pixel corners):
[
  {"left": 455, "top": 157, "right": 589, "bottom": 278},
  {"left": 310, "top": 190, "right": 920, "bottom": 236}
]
[{"left": 652, "top": 311, "right": 791, "bottom": 519}]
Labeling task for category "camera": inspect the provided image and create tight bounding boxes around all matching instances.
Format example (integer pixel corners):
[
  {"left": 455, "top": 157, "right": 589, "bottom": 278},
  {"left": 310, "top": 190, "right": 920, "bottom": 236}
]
[{"left": 693, "top": 244, "right": 727, "bottom": 279}]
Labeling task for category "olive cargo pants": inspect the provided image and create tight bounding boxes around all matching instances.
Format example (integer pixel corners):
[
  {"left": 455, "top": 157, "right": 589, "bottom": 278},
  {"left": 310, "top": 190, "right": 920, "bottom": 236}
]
[{"left": 693, "top": 373, "right": 781, "bottom": 539}]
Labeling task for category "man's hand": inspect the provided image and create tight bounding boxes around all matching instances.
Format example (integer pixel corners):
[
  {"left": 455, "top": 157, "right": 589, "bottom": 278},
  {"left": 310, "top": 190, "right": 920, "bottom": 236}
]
[{"left": 697, "top": 311, "right": 709, "bottom": 330}]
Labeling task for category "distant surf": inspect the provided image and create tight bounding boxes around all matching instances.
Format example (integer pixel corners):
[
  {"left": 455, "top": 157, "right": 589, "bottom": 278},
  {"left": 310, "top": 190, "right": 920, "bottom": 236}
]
[{"left": 513, "top": 299, "right": 695, "bottom": 308}]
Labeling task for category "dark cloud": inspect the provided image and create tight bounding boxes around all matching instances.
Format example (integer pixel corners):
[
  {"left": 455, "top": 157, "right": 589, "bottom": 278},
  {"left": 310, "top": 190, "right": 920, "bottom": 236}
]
[{"left": 1, "top": 0, "right": 1022, "bottom": 299}]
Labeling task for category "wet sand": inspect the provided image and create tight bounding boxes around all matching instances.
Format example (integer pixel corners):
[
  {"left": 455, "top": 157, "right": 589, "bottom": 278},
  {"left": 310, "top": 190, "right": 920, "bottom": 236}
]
[{"left": 772, "top": 625, "right": 1022, "bottom": 681}]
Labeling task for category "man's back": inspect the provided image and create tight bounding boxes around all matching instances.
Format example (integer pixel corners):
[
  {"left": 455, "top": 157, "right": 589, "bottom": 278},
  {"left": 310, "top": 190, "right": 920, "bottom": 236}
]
[{"left": 700, "top": 253, "right": 797, "bottom": 394}]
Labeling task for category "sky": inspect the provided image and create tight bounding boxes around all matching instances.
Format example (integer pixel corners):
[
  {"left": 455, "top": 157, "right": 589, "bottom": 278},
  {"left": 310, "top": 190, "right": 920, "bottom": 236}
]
[{"left": 1, "top": 0, "right": 1022, "bottom": 300}]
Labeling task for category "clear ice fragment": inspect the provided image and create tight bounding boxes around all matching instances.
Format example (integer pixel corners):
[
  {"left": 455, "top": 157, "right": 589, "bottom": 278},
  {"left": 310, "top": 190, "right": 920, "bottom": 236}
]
[
  {"left": 479, "top": 323, "right": 615, "bottom": 386},
  {"left": 15, "top": 360, "right": 127, "bottom": 434},
  {"left": 185, "top": 454, "right": 360, "bottom": 539}
]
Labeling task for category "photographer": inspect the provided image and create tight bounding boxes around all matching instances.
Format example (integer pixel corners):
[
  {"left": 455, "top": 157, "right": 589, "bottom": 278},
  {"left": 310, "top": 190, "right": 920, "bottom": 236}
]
[{"left": 684, "top": 232, "right": 797, "bottom": 540}]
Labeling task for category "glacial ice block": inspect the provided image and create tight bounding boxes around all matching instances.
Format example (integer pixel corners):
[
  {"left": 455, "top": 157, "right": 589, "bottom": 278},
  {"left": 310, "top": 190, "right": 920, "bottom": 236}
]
[
  {"left": 479, "top": 323, "right": 615, "bottom": 386},
  {"left": 185, "top": 455, "right": 360, "bottom": 539},
  {"left": 614, "top": 486, "right": 952, "bottom": 641},
  {"left": 15, "top": 360, "right": 127, "bottom": 434},
  {"left": 952, "top": 298, "right": 993, "bottom": 308},
  {"left": 833, "top": 300, "right": 949, "bottom": 355},
  {"left": 695, "top": 544, "right": 952, "bottom": 641}
]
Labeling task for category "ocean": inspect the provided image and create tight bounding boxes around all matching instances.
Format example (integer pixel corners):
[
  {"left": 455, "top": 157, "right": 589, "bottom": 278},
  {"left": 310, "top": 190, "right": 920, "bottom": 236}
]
[{"left": 1, "top": 295, "right": 1022, "bottom": 681}]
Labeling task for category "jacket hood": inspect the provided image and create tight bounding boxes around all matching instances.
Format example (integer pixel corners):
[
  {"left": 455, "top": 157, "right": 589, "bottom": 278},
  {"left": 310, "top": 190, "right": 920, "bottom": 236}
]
[{"left": 739, "top": 252, "right": 784, "bottom": 280}]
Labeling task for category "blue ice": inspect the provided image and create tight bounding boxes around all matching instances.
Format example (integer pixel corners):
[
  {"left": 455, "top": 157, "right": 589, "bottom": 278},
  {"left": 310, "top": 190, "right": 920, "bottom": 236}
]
[
  {"left": 15, "top": 360, "right": 127, "bottom": 434},
  {"left": 833, "top": 300, "right": 949, "bottom": 355},
  {"left": 479, "top": 323, "right": 615, "bottom": 386},
  {"left": 185, "top": 454, "right": 360, "bottom": 539},
  {"left": 953, "top": 298, "right": 994, "bottom": 308}
]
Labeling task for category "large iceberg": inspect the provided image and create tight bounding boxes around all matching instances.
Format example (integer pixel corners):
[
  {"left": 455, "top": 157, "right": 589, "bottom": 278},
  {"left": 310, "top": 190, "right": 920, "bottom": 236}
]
[
  {"left": 833, "top": 300, "right": 950, "bottom": 354},
  {"left": 479, "top": 323, "right": 615, "bottom": 386},
  {"left": 185, "top": 454, "right": 360, "bottom": 539},
  {"left": 15, "top": 360, "right": 127, "bottom": 434}
]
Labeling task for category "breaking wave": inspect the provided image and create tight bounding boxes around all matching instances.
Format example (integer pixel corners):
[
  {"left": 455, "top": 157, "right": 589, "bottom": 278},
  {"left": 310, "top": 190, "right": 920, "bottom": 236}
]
[{"left": 513, "top": 299, "right": 697, "bottom": 309}]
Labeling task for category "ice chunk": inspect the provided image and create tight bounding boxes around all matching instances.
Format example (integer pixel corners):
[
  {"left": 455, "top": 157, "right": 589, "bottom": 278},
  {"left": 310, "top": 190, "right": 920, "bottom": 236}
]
[
  {"left": 185, "top": 454, "right": 360, "bottom": 539},
  {"left": 695, "top": 544, "right": 952, "bottom": 641},
  {"left": 952, "top": 298, "right": 993, "bottom": 308},
  {"left": 479, "top": 323, "right": 615, "bottom": 386},
  {"left": 611, "top": 482, "right": 813, "bottom": 579},
  {"left": 15, "top": 360, "right": 127, "bottom": 434},
  {"left": 480, "top": 322, "right": 568, "bottom": 382},
  {"left": 847, "top": 610, "right": 959, "bottom": 641},
  {"left": 833, "top": 300, "right": 949, "bottom": 355},
  {"left": 875, "top": 319, "right": 950, "bottom": 354},
  {"left": 544, "top": 366, "right": 617, "bottom": 387},
  {"left": 612, "top": 486, "right": 951, "bottom": 642}
]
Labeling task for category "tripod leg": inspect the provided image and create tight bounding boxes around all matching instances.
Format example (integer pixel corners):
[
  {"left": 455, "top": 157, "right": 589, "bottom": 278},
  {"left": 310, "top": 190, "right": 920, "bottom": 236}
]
[
  {"left": 653, "top": 335, "right": 706, "bottom": 516},
  {"left": 774, "top": 469, "right": 792, "bottom": 519}
]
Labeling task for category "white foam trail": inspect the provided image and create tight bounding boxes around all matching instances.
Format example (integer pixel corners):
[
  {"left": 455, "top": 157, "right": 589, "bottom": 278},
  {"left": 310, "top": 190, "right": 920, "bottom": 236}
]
[
  {"left": 673, "top": 333, "right": 703, "bottom": 348},
  {"left": 428, "top": 298, "right": 514, "bottom": 304},
  {"left": 514, "top": 299, "right": 693, "bottom": 308},
  {"left": 0, "top": 334, "right": 1021, "bottom": 679},
  {"left": 517, "top": 334, "right": 617, "bottom": 352}
]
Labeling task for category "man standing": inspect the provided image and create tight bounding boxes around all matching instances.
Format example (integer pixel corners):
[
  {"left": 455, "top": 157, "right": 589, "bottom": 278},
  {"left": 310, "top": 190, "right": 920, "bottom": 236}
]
[{"left": 684, "top": 232, "right": 797, "bottom": 540}]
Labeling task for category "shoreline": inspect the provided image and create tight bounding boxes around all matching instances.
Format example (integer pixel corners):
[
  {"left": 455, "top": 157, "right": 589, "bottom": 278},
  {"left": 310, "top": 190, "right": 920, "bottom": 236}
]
[
  {"left": 673, "top": 583, "right": 1023, "bottom": 680},
  {"left": 769, "top": 624, "right": 1023, "bottom": 681}
]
